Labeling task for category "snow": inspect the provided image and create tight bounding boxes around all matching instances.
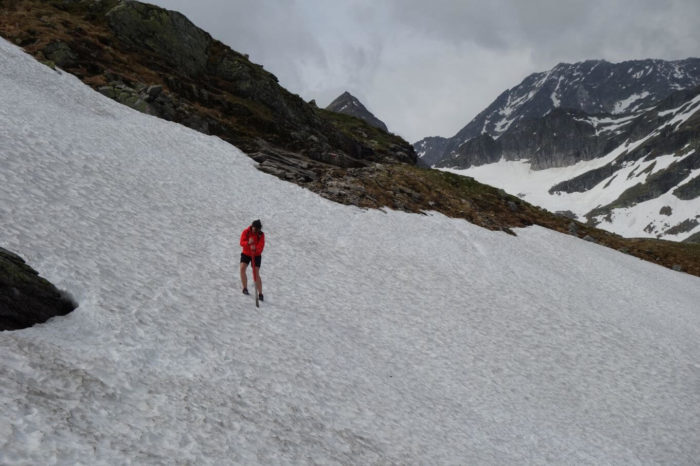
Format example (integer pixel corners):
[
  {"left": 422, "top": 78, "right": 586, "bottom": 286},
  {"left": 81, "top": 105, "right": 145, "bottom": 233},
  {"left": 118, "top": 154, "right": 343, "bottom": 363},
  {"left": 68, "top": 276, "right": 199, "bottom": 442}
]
[
  {"left": 596, "top": 188, "right": 700, "bottom": 240},
  {"left": 550, "top": 75, "right": 565, "bottom": 108},
  {"left": 450, "top": 145, "right": 700, "bottom": 240},
  {"left": 612, "top": 92, "right": 650, "bottom": 114},
  {"left": 658, "top": 93, "right": 700, "bottom": 128},
  {"left": 575, "top": 114, "right": 637, "bottom": 136},
  {"left": 2, "top": 39, "right": 700, "bottom": 464},
  {"left": 550, "top": 91, "right": 560, "bottom": 107},
  {"left": 444, "top": 136, "right": 652, "bottom": 218},
  {"left": 649, "top": 149, "right": 695, "bottom": 176}
]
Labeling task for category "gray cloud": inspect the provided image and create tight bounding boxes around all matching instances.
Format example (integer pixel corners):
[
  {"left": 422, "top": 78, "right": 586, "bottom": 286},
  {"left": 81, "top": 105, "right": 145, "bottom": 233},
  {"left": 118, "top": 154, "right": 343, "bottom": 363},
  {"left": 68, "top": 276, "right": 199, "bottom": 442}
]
[{"left": 149, "top": 0, "right": 700, "bottom": 142}]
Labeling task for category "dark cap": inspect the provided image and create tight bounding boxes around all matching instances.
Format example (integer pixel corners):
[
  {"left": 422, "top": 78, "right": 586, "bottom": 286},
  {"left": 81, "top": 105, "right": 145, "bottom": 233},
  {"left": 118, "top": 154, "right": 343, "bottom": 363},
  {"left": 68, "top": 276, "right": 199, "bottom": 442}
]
[{"left": 252, "top": 219, "right": 262, "bottom": 229}]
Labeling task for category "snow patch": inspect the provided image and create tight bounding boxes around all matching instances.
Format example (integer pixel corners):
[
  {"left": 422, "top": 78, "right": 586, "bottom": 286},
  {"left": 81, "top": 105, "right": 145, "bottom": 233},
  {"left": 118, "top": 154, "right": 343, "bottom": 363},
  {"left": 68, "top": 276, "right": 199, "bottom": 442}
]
[{"left": 612, "top": 92, "right": 650, "bottom": 114}]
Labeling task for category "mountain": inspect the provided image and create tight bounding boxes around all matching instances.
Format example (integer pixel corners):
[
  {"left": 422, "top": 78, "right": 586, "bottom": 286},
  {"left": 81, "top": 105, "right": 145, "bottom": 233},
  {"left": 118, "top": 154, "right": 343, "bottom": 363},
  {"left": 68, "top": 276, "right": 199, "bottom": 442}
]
[
  {"left": 414, "top": 136, "right": 449, "bottom": 167},
  {"left": 416, "top": 58, "right": 700, "bottom": 167},
  {"left": 440, "top": 86, "right": 700, "bottom": 241},
  {"left": 416, "top": 59, "right": 700, "bottom": 241},
  {"left": 3, "top": 36, "right": 700, "bottom": 463},
  {"left": 326, "top": 91, "right": 389, "bottom": 132}
]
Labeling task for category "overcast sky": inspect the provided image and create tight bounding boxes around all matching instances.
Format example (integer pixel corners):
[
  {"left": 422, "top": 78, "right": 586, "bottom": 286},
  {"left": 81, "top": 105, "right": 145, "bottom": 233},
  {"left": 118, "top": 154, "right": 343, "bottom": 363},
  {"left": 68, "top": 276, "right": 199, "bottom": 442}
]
[{"left": 149, "top": 0, "right": 700, "bottom": 143}]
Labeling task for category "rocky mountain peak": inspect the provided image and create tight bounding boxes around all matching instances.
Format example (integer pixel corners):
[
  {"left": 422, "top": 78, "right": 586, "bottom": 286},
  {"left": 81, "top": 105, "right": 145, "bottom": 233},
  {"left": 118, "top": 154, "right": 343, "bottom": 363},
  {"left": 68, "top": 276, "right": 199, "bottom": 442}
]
[
  {"left": 326, "top": 91, "right": 389, "bottom": 132},
  {"left": 416, "top": 57, "right": 700, "bottom": 168}
]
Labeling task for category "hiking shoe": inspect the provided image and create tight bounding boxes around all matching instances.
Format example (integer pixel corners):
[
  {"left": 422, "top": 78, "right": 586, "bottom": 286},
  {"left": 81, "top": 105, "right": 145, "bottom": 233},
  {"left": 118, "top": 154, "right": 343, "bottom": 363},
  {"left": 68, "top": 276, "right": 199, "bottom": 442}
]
[
  {"left": 242, "top": 288, "right": 249, "bottom": 295},
  {"left": 258, "top": 294, "right": 264, "bottom": 302}
]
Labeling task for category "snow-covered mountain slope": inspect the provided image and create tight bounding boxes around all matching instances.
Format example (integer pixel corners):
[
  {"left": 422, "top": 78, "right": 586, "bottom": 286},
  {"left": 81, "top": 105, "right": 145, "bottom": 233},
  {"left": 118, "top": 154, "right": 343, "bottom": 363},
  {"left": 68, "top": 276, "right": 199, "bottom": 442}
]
[
  {"left": 443, "top": 90, "right": 700, "bottom": 241},
  {"left": 2, "top": 39, "right": 700, "bottom": 464},
  {"left": 415, "top": 58, "right": 700, "bottom": 166}
]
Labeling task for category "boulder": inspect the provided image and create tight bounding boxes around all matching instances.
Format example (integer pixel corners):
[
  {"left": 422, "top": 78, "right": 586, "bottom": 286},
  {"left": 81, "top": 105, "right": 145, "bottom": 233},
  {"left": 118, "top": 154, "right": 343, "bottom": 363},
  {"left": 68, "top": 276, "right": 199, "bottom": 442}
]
[
  {"left": 0, "top": 247, "right": 77, "bottom": 331},
  {"left": 42, "top": 41, "right": 77, "bottom": 68}
]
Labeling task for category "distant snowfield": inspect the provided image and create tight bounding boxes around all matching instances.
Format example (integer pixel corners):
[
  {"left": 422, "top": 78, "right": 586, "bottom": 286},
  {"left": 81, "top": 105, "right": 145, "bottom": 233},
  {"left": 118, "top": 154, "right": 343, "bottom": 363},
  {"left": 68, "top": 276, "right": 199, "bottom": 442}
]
[
  {"left": 445, "top": 142, "right": 700, "bottom": 241},
  {"left": 1, "top": 39, "right": 700, "bottom": 464}
]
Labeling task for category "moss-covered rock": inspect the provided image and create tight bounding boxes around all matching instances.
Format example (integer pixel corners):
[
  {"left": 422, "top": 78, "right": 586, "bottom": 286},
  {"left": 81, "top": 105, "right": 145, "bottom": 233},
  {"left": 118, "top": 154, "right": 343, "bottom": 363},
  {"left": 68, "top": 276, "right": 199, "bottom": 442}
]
[
  {"left": 0, "top": 247, "right": 77, "bottom": 331},
  {"left": 42, "top": 40, "right": 77, "bottom": 68},
  {"left": 106, "top": 1, "right": 211, "bottom": 77}
]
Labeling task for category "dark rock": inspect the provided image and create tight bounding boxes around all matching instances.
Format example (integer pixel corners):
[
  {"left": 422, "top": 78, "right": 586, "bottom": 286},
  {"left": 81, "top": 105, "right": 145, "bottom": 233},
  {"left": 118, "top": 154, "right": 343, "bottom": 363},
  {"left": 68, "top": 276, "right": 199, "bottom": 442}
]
[
  {"left": 659, "top": 206, "right": 673, "bottom": 216},
  {"left": 0, "top": 247, "right": 77, "bottom": 331},
  {"left": 665, "top": 218, "right": 699, "bottom": 236},
  {"left": 672, "top": 264, "right": 683, "bottom": 272},
  {"left": 106, "top": 1, "right": 212, "bottom": 77},
  {"left": 415, "top": 136, "right": 449, "bottom": 167},
  {"left": 146, "top": 84, "right": 163, "bottom": 99},
  {"left": 583, "top": 235, "right": 598, "bottom": 243},
  {"left": 673, "top": 168, "right": 700, "bottom": 199},
  {"left": 42, "top": 41, "right": 77, "bottom": 68},
  {"left": 556, "top": 210, "right": 577, "bottom": 219}
]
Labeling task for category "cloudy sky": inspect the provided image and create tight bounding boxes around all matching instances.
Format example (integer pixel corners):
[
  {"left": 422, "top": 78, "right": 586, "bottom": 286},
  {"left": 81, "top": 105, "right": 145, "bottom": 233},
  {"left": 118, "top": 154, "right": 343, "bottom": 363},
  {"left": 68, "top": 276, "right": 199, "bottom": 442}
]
[{"left": 149, "top": 0, "right": 699, "bottom": 143}]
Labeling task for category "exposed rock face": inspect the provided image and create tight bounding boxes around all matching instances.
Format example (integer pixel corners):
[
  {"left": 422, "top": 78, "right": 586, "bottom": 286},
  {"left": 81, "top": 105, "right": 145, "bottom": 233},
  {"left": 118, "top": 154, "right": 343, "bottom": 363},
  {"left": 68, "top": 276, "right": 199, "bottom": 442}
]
[
  {"left": 414, "top": 136, "right": 449, "bottom": 167},
  {"left": 106, "top": 1, "right": 211, "bottom": 77},
  {"left": 418, "top": 58, "right": 700, "bottom": 168},
  {"left": 0, "top": 248, "right": 77, "bottom": 331},
  {"left": 326, "top": 91, "right": 389, "bottom": 132},
  {"left": 439, "top": 108, "right": 623, "bottom": 170}
]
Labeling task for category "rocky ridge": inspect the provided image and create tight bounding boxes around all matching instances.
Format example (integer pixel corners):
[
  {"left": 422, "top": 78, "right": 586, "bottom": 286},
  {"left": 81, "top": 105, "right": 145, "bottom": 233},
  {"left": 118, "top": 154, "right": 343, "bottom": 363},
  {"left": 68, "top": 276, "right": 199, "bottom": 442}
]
[{"left": 326, "top": 91, "right": 389, "bottom": 132}]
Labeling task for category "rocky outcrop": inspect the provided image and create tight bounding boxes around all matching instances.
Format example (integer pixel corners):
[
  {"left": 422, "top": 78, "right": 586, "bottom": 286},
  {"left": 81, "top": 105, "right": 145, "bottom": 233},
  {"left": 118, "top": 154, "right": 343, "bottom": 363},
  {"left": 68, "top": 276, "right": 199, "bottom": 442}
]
[
  {"left": 0, "top": 248, "right": 77, "bottom": 331},
  {"left": 326, "top": 91, "right": 389, "bottom": 132},
  {"left": 548, "top": 164, "right": 616, "bottom": 194},
  {"left": 106, "top": 1, "right": 211, "bottom": 77},
  {"left": 42, "top": 41, "right": 78, "bottom": 68}
]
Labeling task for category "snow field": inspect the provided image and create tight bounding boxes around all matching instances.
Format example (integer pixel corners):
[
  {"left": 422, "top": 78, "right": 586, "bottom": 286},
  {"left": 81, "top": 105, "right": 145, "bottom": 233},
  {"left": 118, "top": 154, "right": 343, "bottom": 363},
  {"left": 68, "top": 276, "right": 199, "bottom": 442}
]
[
  {"left": 447, "top": 137, "right": 700, "bottom": 241},
  {"left": 1, "top": 39, "right": 700, "bottom": 464}
]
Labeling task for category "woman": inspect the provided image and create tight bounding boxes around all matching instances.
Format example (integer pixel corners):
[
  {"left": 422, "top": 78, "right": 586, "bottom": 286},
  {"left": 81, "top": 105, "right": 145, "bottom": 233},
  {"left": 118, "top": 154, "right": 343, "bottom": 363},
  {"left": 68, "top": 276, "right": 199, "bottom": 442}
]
[{"left": 240, "top": 219, "right": 265, "bottom": 301}]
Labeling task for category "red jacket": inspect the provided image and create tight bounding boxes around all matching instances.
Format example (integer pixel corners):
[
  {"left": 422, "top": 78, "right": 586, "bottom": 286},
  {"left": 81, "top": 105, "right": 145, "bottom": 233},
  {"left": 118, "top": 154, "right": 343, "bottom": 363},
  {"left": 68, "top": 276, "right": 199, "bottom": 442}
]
[{"left": 240, "top": 226, "right": 265, "bottom": 257}]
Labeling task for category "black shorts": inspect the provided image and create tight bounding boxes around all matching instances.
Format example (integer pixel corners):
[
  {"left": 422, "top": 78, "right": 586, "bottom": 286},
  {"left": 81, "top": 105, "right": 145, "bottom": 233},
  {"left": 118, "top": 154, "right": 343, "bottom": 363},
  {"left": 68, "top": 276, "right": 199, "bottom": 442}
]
[{"left": 240, "top": 253, "right": 261, "bottom": 267}]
